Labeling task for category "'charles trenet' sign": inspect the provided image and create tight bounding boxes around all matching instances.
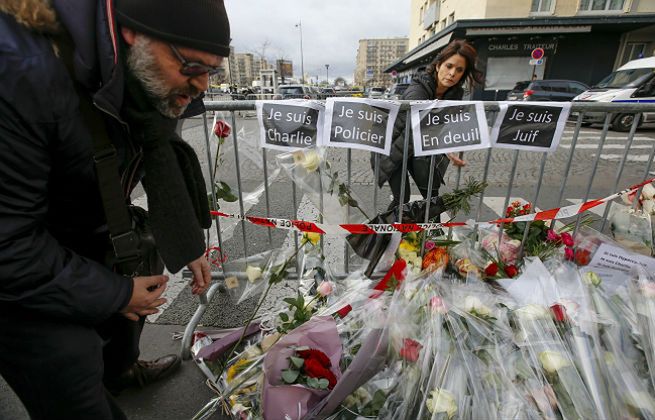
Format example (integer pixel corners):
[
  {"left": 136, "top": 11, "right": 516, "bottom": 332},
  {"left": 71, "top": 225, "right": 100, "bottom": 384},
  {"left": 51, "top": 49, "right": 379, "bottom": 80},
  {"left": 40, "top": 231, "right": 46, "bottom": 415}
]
[
  {"left": 322, "top": 98, "right": 400, "bottom": 155},
  {"left": 490, "top": 102, "right": 571, "bottom": 152},
  {"left": 256, "top": 100, "right": 323, "bottom": 151},
  {"left": 411, "top": 101, "right": 490, "bottom": 156}
]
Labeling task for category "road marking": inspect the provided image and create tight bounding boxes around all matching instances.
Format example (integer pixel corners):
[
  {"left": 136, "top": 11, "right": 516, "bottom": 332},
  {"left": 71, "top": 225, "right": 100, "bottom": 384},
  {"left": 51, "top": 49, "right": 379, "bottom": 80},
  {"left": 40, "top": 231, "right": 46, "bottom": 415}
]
[{"left": 596, "top": 154, "right": 652, "bottom": 162}]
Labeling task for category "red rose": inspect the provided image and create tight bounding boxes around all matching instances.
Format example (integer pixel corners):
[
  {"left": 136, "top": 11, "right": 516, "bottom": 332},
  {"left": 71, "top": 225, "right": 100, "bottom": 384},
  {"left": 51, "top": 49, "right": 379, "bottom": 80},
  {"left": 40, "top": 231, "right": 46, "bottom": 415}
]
[
  {"left": 550, "top": 304, "right": 567, "bottom": 322},
  {"left": 504, "top": 265, "right": 519, "bottom": 278},
  {"left": 213, "top": 120, "right": 231, "bottom": 138},
  {"left": 506, "top": 207, "right": 513, "bottom": 217},
  {"left": 484, "top": 262, "right": 499, "bottom": 277},
  {"left": 302, "top": 358, "right": 337, "bottom": 389},
  {"left": 574, "top": 249, "right": 591, "bottom": 266},
  {"left": 297, "top": 349, "right": 331, "bottom": 368},
  {"left": 399, "top": 338, "right": 422, "bottom": 362},
  {"left": 560, "top": 232, "right": 574, "bottom": 247}
]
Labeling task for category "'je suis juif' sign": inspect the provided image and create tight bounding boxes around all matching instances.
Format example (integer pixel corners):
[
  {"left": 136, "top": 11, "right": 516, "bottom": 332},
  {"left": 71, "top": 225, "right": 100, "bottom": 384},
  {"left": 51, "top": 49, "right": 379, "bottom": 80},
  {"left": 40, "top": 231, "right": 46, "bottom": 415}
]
[
  {"left": 490, "top": 102, "right": 571, "bottom": 152},
  {"left": 256, "top": 100, "right": 323, "bottom": 151},
  {"left": 322, "top": 98, "right": 400, "bottom": 156},
  {"left": 411, "top": 101, "right": 490, "bottom": 156}
]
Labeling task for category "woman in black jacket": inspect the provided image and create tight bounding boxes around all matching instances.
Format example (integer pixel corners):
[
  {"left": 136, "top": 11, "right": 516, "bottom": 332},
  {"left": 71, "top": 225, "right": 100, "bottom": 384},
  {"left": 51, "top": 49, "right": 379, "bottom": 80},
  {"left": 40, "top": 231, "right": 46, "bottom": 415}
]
[{"left": 373, "top": 39, "right": 483, "bottom": 210}]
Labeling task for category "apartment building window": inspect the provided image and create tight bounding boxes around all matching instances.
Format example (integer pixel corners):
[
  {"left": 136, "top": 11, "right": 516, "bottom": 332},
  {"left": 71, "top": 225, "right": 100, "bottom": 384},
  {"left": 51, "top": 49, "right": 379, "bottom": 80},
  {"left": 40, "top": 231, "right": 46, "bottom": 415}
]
[
  {"left": 621, "top": 42, "right": 647, "bottom": 65},
  {"left": 447, "top": 12, "right": 454, "bottom": 25},
  {"left": 441, "top": 18, "right": 447, "bottom": 29},
  {"left": 531, "top": 0, "right": 553, "bottom": 13},
  {"left": 579, "top": 0, "right": 624, "bottom": 12}
]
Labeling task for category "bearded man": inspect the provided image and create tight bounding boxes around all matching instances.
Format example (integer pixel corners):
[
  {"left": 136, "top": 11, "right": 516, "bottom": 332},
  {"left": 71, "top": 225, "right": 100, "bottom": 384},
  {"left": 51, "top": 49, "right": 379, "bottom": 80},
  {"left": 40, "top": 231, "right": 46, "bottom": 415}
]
[{"left": 0, "top": 0, "right": 229, "bottom": 418}]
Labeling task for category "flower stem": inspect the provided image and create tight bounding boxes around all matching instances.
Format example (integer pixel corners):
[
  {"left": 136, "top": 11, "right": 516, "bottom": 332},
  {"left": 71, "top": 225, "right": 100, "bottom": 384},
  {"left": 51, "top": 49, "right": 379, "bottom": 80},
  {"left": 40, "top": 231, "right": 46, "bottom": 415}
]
[{"left": 213, "top": 239, "right": 308, "bottom": 381}]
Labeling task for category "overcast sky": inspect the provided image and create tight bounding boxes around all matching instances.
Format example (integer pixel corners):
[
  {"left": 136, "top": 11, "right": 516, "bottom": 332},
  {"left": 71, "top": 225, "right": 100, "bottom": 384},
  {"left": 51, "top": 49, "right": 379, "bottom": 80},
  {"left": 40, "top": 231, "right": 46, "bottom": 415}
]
[{"left": 224, "top": 1, "right": 411, "bottom": 83}]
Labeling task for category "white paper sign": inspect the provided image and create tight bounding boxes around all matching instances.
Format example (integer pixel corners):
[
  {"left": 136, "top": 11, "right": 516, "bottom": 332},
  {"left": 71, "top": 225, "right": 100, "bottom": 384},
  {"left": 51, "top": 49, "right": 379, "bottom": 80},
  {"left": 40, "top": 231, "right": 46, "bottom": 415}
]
[
  {"left": 411, "top": 100, "right": 490, "bottom": 156},
  {"left": 587, "top": 243, "right": 655, "bottom": 276},
  {"left": 490, "top": 102, "right": 571, "bottom": 153},
  {"left": 322, "top": 98, "right": 400, "bottom": 155},
  {"left": 256, "top": 100, "right": 324, "bottom": 151}
]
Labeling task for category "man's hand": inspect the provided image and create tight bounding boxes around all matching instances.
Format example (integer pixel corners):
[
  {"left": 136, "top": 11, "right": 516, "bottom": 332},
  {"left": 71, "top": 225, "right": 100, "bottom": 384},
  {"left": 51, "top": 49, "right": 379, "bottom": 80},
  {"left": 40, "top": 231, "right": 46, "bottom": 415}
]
[
  {"left": 447, "top": 153, "right": 466, "bottom": 167},
  {"left": 187, "top": 255, "right": 211, "bottom": 295},
  {"left": 121, "top": 275, "right": 169, "bottom": 321}
]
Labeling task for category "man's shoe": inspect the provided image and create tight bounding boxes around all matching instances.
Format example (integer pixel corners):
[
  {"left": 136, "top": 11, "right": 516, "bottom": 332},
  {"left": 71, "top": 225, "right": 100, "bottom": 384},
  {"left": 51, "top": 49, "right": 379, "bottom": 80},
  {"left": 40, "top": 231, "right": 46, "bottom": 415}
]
[{"left": 106, "top": 354, "right": 181, "bottom": 395}]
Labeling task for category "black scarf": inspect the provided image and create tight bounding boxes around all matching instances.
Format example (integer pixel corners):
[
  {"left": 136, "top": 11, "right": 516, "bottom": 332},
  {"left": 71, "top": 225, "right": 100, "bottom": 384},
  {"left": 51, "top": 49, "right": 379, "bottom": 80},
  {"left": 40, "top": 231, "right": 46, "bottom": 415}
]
[{"left": 123, "top": 73, "right": 211, "bottom": 273}]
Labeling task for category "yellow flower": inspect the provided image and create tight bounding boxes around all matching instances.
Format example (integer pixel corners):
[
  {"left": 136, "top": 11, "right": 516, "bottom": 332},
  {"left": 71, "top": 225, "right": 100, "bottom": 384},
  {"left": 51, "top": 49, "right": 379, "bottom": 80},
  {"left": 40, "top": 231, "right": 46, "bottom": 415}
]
[
  {"left": 302, "top": 232, "right": 321, "bottom": 246},
  {"left": 226, "top": 359, "right": 251, "bottom": 383},
  {"left": 426, "top": 389, "right": 457, "bottom": 418},
  {"left": 399, "top": 240, "right": 419, "bottom": 253}
]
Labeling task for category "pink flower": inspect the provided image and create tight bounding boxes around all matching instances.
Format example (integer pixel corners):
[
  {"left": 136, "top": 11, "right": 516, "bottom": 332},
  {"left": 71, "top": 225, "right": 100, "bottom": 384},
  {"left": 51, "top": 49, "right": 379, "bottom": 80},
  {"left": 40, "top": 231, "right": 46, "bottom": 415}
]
[
  {"left": 560, "top": 232, "right": 574, "bottom": 247},
  {"left": 546, "top": 229, "right": 560, "bottom": 243},
  {"left": 564, "top": 247, "right": 574, "bottom": 261},
  {"left": 424, "top": 241, "right": 436, "bottom": 251},
  {"left": 316, "top": 281, "right": 334, "bottom": 297},
  {"left": 213, "top": 120, "right": 231, "bottom": 138},
  {"left": 430, "top": 296, "right": 448, "bottom": 314},
  {"left": 399, "top": 338, "right": 422, "bottom": 362}
]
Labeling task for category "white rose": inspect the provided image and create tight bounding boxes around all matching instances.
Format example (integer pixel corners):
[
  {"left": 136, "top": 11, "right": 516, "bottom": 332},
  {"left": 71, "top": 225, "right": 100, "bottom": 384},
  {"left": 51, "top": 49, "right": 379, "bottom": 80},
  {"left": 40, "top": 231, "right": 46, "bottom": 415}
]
[
  {"left": 260, "top": 332, "right": 281, "bottom": 352},
  {"left": 643, "top": 199, "right": 655, "bottom": 215},
  {"left": 515, "top": 304, "right": 551, "bottom": 321},
  {"left": 245, "top": 265, "right": 262, "bottom": 283},
  {"left": 583, "top": 271, "right": 602, "bottom": 287},
  {"left": 539, "top": 351, "right": 571, "bottom": 373},
  {"left": 426, "top": 388, "right": 457, "bottom": 418},
  {"left": 642, "top": 183, "right": 655, "bottom": 200},
  {"left": 302, "top": 151, "right": 321, "bottom": 172},
  {"left": 243, "top": 344, "right": 262, "bottom": 359},
  {"left": 464, "top": 296, "right": 492, "bottom": 317}
]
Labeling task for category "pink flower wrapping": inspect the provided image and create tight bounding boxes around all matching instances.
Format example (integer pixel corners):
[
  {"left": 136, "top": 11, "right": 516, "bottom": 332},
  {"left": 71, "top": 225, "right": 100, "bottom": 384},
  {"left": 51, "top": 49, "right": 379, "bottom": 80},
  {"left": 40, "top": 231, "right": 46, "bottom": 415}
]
[{"left": 262, "top": 316, "right": 342, "bottom": 419}]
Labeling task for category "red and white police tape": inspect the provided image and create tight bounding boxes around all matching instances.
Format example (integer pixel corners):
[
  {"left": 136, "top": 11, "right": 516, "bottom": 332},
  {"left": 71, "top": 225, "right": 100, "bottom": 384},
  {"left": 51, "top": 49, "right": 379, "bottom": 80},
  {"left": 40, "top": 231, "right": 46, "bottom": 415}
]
[{"left": 209, "top": 177, "right": 655, "bottom": 235}]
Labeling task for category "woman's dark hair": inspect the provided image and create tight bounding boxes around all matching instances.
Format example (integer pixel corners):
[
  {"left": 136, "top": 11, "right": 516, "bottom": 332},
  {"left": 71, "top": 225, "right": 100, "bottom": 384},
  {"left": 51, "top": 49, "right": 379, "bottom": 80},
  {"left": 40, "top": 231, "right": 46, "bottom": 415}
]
[{"left": 426, "top": 39, "right": 483, "bottom": 87}]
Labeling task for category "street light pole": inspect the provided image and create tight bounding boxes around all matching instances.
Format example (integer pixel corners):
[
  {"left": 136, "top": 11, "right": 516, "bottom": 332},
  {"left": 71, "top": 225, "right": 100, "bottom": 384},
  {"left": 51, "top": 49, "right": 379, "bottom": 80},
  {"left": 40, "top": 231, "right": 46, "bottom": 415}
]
[
  {"left": 325, "top": 64, "right": 329, "bottom": 85},
  {"left": 295, "top": 20, "right": 305, "bottom": 84}
]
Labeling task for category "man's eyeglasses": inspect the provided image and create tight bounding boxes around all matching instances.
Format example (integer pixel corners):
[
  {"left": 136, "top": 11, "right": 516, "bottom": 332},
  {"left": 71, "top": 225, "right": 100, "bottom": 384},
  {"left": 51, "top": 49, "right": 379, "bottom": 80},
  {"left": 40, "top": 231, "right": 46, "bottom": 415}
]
[{"left": 169, "top": 44, "right": 221, "bottom": 77}]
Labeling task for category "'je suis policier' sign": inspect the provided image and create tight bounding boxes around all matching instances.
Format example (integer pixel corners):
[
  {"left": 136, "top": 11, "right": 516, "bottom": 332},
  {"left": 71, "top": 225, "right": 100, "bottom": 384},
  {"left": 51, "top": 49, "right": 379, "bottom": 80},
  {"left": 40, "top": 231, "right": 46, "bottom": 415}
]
[
  {"left": 256, "top": 100, "right": 323, "bottom": 151},
  {"left": 322, "top": 98, "right": 400, "bottom": 155},
  {"left": 490, "top": 102, "right": 571, "bottom": 152},
  {"left": 411, "top": 101, "right": 490, "bottom": 156}
]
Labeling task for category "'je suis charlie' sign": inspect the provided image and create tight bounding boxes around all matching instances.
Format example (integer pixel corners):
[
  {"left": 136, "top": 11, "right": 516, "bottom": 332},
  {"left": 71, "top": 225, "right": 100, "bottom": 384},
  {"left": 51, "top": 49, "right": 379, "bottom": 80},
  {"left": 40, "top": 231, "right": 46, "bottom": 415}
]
[
  {"left": 410, "top": 101, "right": 490, "bottom": 156},
  {"left": 256, "top": 100, "right": 323, "bottom": 151},
  {"left": 322, "top": 98, "right": 400, "bottom": 155},
  {"left": 490, "top": 102, "right": 571, "bottom": 152}
]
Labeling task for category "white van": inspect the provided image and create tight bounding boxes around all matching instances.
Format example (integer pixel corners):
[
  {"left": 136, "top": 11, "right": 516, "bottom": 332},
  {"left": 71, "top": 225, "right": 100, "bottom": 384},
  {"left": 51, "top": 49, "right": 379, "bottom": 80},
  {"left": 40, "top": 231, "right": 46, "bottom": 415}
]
[{"left": 573, "top": 56, "right": 655, "bottom": 131}]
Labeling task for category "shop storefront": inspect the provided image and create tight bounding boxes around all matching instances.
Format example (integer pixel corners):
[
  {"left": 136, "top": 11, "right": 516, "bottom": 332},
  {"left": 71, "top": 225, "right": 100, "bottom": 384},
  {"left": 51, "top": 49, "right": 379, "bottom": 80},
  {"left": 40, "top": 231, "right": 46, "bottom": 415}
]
[{"left": 386, "top": 15, "right": 655, "bottom": 100}]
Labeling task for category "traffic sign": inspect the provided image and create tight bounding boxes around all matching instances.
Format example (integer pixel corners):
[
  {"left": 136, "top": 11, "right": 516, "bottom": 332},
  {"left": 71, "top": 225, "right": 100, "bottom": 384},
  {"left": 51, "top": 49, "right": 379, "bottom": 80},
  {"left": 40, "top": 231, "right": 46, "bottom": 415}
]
[
  {"left": 531, "top": 48, "right": 545, "bottom": 60},
  {"left": 529, "top": 58, "right": 544, "bottom": 66}
]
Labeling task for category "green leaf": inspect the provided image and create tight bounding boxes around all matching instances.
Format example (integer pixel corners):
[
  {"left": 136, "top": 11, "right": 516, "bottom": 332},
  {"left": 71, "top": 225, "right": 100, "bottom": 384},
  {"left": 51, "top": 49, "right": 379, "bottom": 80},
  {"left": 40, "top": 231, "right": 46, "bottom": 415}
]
[
  {"left": 290, "top": 356, "right": 305, "bottom": 369},
  {"left": 317, "top": 378, "right": 329, "bottom": 389},
  {"left": 283, "top": 297, "right": 298, "bottom": 307},
  {"left": 279, "top": 312, "right": 289, "bottom": 322},
  {"left": 281, "top": 369, "right": 299, "bottom": 384},
  {"left": 306, "top": 377, "right": 319, "bottom": 388}
]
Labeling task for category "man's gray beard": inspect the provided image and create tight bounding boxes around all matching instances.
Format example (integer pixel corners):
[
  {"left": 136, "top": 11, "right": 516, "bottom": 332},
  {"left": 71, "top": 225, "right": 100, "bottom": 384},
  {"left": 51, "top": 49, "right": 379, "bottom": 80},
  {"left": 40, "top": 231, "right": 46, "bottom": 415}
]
[{"left": 125, "top": 35, "right": 187, "bottom": 118}]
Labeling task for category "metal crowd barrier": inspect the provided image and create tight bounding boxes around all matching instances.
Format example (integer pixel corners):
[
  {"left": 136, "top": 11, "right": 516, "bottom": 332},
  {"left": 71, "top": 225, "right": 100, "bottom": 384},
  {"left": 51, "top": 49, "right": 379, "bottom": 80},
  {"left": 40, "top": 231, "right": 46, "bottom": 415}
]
[{"left": 179, "top": 100, "right": 655, "bottom": 359}]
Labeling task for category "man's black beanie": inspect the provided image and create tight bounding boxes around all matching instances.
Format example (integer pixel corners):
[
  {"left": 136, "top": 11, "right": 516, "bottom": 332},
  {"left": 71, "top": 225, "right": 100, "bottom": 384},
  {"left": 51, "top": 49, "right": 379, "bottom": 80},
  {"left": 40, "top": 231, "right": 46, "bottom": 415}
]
[{"left": 114, "top": 0, "right": 231, "bottom": 57}]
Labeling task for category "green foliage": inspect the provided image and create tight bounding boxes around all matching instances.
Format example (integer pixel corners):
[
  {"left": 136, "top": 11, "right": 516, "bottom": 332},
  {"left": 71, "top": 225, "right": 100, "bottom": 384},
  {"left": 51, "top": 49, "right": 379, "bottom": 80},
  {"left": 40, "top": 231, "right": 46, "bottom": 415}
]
[
  {"left": 441, "top": 178, "right": 488, "bottom": 216},
  {"left": 281, "top": 369, "right": 299, "bottom": 384},
  {"left": 359, "top": 390, "right": 387, "bottom": 416},
  {"left": 277, "top": 291, "right": 315, "bottom": 334}
]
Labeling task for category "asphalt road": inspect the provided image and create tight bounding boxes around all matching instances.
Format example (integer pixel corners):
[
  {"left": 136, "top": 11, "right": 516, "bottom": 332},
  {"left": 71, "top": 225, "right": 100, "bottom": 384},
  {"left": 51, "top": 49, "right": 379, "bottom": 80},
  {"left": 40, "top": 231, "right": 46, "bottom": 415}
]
[{"left": 2, "top": 109, "right": 655, "bottom": 420}]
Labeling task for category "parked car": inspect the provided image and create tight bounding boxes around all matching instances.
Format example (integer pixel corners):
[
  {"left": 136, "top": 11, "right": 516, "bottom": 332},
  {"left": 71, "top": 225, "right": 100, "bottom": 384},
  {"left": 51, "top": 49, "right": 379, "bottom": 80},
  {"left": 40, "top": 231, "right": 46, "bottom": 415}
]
[
  {"left": 274, "top": 84, "right": 319, "bottom": 99},
  {"left": 385, "top": 83, "right": 410, "bottom": 99},
  {"left": 367, "top": 86, "right": 386, "bottom": 99},
  {"left": 506, "top": 79, "right": 589, "bottom": 102},
  {"left": 573, "top": 56, "right": 655, "bottom": 131}
]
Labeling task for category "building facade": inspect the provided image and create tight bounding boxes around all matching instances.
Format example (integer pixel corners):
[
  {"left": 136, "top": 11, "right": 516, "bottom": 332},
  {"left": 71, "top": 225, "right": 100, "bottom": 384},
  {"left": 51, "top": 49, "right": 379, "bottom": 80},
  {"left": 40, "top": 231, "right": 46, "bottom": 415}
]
[
  {"left": 393, "top": 0, "right": 655, "bottom": 99},
  {"left": 354, "top": 38, "right": 409, "bottom": 87}
]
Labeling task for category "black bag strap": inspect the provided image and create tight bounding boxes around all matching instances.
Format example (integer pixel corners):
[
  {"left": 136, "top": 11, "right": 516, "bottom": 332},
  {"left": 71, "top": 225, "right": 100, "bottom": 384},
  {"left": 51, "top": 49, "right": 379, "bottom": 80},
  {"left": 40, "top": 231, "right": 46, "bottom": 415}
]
[{"left": 56, "top": 34, "right": 141, "bottom": 264}]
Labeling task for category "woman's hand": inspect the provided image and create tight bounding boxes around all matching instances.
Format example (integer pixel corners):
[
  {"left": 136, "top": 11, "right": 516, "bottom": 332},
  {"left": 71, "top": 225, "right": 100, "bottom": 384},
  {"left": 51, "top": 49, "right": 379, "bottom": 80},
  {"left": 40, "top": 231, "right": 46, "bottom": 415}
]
[{"left": 447, "top": 153, "right": 466, "bottom": 167}]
